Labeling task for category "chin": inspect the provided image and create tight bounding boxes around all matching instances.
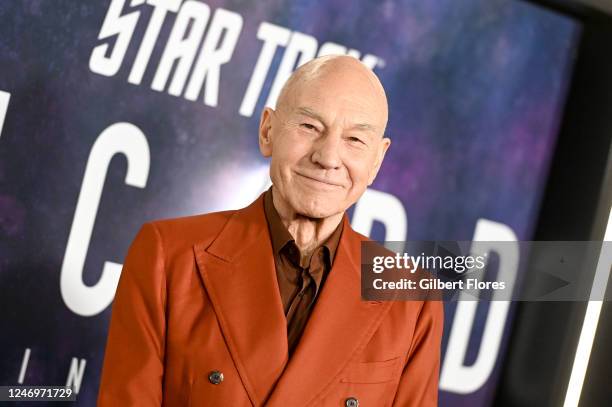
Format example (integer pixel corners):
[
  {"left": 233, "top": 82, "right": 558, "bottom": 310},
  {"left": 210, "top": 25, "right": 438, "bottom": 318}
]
[{"left": 293, "top": 196, "right": 343, "bottom": 219}]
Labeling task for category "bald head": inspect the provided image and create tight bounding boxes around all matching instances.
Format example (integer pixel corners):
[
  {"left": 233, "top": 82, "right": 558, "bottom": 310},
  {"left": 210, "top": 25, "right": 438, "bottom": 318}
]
[{"left": 276, "top": 55, "right": 389, "bottom": 136}]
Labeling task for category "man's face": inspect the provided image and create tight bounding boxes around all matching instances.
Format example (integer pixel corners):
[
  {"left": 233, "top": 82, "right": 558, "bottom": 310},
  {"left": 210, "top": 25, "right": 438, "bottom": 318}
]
[{"left": 259, "top": 66, "right": 390, "bottom": 219}]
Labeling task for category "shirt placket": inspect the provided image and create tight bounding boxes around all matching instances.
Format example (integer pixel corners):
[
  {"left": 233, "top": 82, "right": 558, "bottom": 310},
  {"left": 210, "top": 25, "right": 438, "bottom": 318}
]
[{"left": 285, "top": 266, "right": 314, "bottom": 323}]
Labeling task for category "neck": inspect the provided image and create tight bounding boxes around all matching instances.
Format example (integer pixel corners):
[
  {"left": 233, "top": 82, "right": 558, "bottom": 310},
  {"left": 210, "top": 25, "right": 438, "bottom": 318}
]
[{"left": 271, "top": 186, "right": 344, "bottom": 260}]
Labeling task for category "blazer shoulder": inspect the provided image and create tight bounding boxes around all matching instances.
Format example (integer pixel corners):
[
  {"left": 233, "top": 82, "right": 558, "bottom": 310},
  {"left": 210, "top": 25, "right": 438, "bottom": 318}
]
[
  {"left": 344, "top": 224, "right": 372, "bottom": 247},
  {"left": 345, "top": 225, "right": 388, "bottom": 257},
  {"left": 145, "top": 209, "right": 235, "bottom": 249}
]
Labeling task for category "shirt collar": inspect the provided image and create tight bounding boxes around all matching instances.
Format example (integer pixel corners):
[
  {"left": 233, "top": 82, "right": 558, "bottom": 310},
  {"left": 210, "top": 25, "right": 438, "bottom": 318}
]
[{"left": 263, "top": 185, "right": 344, "bottom": 267}]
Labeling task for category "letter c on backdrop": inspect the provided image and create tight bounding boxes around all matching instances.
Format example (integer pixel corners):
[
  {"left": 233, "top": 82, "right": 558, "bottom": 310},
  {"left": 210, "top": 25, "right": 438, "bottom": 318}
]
[{"left": 60, "top": 122, "right": 150, "bottom": 317}]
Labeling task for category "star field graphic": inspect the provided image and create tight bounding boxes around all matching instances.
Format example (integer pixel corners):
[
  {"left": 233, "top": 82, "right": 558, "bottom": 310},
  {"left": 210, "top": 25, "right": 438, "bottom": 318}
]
[{"left": 0, "top": 0, "right": 578, "bottom": 405}]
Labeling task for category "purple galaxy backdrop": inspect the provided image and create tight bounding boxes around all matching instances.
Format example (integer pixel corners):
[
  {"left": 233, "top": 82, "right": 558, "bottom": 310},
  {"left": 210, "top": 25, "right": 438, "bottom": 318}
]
[{"left": 0, "top": 0, "right": 579, "bottom": 405}]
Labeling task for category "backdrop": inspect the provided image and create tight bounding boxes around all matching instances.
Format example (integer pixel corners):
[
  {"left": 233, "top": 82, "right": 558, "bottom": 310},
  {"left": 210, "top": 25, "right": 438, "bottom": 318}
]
[{"left": 0, "top": 0, "right": 579, "bottom": 405}]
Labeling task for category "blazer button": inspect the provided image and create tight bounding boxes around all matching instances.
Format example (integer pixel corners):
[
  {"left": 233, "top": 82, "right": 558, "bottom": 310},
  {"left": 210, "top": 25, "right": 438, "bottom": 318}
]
[
  {"left": 345, "top": 397, "right": 359, "bottom": 407},
  {"left": 208, "top": 370, "right": 224, "bottom": 385}
]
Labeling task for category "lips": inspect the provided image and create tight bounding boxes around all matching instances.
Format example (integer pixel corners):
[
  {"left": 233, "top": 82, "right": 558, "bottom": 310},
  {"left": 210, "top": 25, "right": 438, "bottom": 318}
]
[{"left": 295, "top": 171, "right": 344, "bottom": 188}]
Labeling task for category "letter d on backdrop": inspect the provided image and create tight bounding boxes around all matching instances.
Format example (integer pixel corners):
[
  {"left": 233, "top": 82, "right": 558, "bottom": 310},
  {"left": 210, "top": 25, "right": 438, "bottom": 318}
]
[{"left": 440, "top": 219, "right": 519, "bottom": 394}]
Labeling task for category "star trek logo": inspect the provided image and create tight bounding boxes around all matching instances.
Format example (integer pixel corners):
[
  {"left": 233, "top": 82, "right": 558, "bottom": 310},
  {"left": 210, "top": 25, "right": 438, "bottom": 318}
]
[{"left": 89, "top": 0, "right": 385, "bottom": 116}]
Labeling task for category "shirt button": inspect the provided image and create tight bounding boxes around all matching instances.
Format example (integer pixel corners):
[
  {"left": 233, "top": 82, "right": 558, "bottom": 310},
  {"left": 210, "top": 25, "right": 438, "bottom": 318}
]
[
  {"left": 345, "top": 397, "right": 359, "bottom": 407},
  {"left": 208, "top": 370, "right": 224, "bottom": 385}
]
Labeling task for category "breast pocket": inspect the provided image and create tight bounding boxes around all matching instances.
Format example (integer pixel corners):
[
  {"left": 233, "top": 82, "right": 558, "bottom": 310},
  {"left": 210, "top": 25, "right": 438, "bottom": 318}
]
[
  {"left": 320, "top": 356, "right": 402, "bottom": 407},
  {"left": 340, "top": 356, "right": 401, "bottom": 384},
  {"left": 316, "top": 356, "right": 402, "bottom": 407}
]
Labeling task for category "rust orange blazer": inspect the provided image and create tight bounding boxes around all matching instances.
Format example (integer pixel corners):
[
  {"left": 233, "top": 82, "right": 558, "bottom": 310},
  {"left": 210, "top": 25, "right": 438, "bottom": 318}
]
[{"left": 97, "top": 192, "right": 444, "bottom": 406}]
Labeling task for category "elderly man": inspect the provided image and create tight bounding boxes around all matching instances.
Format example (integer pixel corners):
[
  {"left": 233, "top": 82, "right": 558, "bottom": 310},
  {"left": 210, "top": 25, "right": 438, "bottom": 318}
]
[{"left": 98, "top": 55, "right": 444, "bottom": 407}]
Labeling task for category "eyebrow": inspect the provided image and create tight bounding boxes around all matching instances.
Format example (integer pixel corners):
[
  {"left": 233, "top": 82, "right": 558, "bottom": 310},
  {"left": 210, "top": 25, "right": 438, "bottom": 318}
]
[
  {"left": 295, "top": 106, "right": 325, "bottom": 122},
  {"left": 295, "top": 106, "right": 377, "bottom": 133},
  {"left": 351, "top": 122, "right": 377, "bottom": 133}
]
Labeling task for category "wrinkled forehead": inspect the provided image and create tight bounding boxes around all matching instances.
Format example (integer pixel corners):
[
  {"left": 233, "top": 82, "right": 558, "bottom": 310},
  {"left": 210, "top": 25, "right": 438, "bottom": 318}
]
[{"left": 279, "top": 65, "right": 388, "bottom": 132}]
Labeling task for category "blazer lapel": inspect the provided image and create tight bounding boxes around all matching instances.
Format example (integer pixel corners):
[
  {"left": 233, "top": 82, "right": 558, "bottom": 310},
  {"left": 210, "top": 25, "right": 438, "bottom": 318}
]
[
  {"left": 193, "top": 193, "right": 289, "bottom": 406},
  {"left": 264, "top": 215, "right": 395, "bottom": 407}
]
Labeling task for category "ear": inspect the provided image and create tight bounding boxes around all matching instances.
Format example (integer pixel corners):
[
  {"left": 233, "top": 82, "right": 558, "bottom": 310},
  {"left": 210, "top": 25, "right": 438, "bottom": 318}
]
[
  {"left": 367, "top": 136, "right": 391, "bottom": 186},
  {"left": 259, "top": 107, "right": 275, "bottom": 157}
]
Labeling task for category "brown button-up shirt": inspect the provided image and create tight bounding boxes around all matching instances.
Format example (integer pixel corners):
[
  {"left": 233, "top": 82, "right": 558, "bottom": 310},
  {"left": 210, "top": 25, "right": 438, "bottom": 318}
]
[{"left": 263, "top": 187, "right": 343, "bottom": 357}]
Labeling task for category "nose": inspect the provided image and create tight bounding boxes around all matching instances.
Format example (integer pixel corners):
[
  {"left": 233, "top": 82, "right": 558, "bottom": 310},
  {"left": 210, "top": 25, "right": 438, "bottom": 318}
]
[{"left": 311, "top": 130, "right": 342, "bottom": 170}]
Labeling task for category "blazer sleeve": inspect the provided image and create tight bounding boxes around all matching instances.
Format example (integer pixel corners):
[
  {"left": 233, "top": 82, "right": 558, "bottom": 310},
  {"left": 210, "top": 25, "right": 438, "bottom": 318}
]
[
  {"left": 392, "top": 299, "right": 444, "bottom": 407},
  {"left": 97, "top": 222, "right": 167, "bottom": 406}
]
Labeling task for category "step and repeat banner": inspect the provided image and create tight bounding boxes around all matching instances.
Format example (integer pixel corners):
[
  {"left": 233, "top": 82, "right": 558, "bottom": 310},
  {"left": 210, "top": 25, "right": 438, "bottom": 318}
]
[{"left": 0, "top": 0, "right": 579, "bottom": 405}]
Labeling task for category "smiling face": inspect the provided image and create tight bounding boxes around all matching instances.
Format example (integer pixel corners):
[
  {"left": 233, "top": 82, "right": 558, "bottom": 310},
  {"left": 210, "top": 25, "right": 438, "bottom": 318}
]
[{"left": 259, "top": 56, "right": 391, "bottom": 219}]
